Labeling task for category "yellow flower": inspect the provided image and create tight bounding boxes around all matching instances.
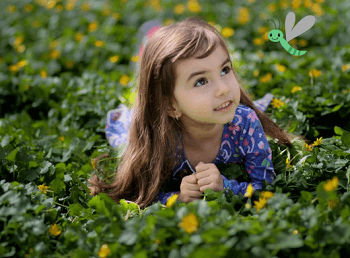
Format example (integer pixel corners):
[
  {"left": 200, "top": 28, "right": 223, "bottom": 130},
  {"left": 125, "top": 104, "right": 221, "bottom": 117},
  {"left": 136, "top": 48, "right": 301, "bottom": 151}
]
[
  {"left": 91, "top": 158, "right": 96, "bottom": 169},
  {"left": 41, "top": 70, "right": 47, "bottom": 78},
  {"left": 291, "top": 86, "right": 302, "bottom": 93},
  {"left": 259, "top": 73, "right": 272, "bottom": 83},
  {"left": 178, "top": 213, "right": 199, "bottom": 234},
  {"left": 253, "top": 70, "right": 259, "bottom": 77},
  {"left": 154, "top": 239, "right": 161, "bottom": 244},
  {"left": 119, "top": 75, "right": 130, "bottom": 86},
  {"left": 131, "top": 55, "right": 139, "bottom": 62},
  {"left": 324, "top": 177, "right": 339, "bottom": 192},
  {"left": 254, "top": 197, "right": 267, "bottom": 212},
  {"left": 342, "top": 64, "right": 350, "bottom": 72},
  {"left": 258, "top": 26, "right": 268, "bottom": 34},
  {"left": 244, "top": 184, "right": 254, "bottom": 198},
  {"left": 55, "top": 4, "right": 64, "bottom": 12},
  {"left": 260, "top": 191, "right": 274, "bottom": 199},
  {"left": 6, "top": 5, "right": 17, "bottom": 13},
  {"left": 299, "top": 39, "right": 307, "bottom": 47},
  {"left": 81, "top": 3, "right": 90, "bottom": 11},
  {"left": 49, "top": 224, "right": 61, "bottom": 236},
  {"left": 280, "top": 0, "right": 289, "bottom": 9},
  {"left": 187, "top": 0, "right": 201, "bottom": 13},
  {"left": 253, "top": 38, "right": 264, "bottom": 46},
  {"left": 311, "top": 3, "right": 324, "bottom": 16},
  {"left": 38, "top": 184, "right": 49, "bottom": 194},
  {"left": 174, "top": 4, "right": 185, "bottom": 14},
  {"left": 88, "top": 22, "right": 98, "bottom": 33},
  {"left": 112, "top": 12, "right": 120, "bottom": 20},
  {"left": 309, "top": 69, "right": 322, "bottom": 78},
  {"left": 16, "top": 45, "right": 26, "bottom": 53},
  {"left": 24, "top": 4, "right": 34, "bottom": 12},
  {"left": 293, "top": 229, "right": 299, "bottom": 234},
  {"left": 75, "top": 32, "right": 84, "bottom": 42},
  {"left": 50, "top": 50, "right": 61, "bottom": 59},
  {"left": 98, "top": 244, "right": 111, "bottom": 258},
  {"left": 149, "top": 0, "right": 162, "bottom": 12},
  {"left": 304, "top": 142, "right": 313, "bottom": 151},
  {"left": 94, "top": 41, "right": 104, "bottom": 47},
  {"left": 102, "top": 7, "right": 111, "bottom": 16},
  {"left": 267, "top": 4, "right": 276, "bottom": 12},
  {"left": 304, "top": 0, "right": 312, "bottom": 8},
  {"left": 271, "top": 98, "right": 285, "bottom": 109},
  {"left": 49, "top": 40, "right": 58, "bottom": 49},
  {"left": 221, "top": 27, "right": 234, "bottom": 38},
  {"left": 18, "top": 60, "right": 28, "bottom": 68},
  {"left": 313, "top": 137, "right": 323, "bottom": 146},
  {"left": 110, "top": 55, "right": 119, "bottom": 63},
  {"left": 315, "top": 0, "right": 324, "bottom": 2},
  {"left": 9, "top": 65, "right": 19, "bottom": 72},
  {"left": 163, "top": 19, "right": 174, "bottom": 26},
  {"left": 292, "top": 0, "right": 302, "bottom": 10},
  {"left": 14, "top": 36, "right": 24, "bottom": 47},
  {"left": 65, "top": 0, "right": 76, "bottom": 11},
  {"left": 276, "top": 64, "right": 286, "bottom": 72},
  {"left": 238, "top": 7, "right": 250, "bottom": 24},
  {"left": 166, "top": 194, "right": 178, "bottom": 208},
  {"left": 60, "top": 136, "right": 64, "bottom": 142}
]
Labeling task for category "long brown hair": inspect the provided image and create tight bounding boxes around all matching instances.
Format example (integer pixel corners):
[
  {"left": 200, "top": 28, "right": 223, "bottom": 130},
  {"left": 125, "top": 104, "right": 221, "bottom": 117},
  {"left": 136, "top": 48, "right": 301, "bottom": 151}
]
[{"left": 88, "top": 16, "right": 295, "bottom": 209}]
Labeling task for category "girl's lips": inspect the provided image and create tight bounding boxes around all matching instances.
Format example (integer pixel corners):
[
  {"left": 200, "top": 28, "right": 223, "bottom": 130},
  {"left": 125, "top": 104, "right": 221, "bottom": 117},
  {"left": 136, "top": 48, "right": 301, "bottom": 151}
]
[{"left": 214, "top": 101, "right": 232, "bottom": 111}]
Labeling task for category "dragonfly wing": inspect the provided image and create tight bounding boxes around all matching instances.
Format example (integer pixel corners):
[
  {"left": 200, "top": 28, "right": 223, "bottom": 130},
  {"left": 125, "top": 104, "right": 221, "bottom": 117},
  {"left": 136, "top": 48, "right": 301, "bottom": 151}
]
[
  {"left": 285, "top": 12, "right": 295, "bottom": 42},
  {"left": 286, "top": 14, "right": 316, "bottom": 42}
]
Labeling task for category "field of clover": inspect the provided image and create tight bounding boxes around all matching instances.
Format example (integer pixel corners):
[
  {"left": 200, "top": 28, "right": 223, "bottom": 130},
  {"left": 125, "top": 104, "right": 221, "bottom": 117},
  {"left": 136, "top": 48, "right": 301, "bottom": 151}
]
[{"left": 1, "top": 0, "right": 350, "bottom": 257}]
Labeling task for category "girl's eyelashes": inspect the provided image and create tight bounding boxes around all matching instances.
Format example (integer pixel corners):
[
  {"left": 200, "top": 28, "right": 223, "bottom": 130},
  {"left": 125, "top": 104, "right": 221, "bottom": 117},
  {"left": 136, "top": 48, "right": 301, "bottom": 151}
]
[{"left": 194, "top": 65, "right": 232, "bottom": 87}]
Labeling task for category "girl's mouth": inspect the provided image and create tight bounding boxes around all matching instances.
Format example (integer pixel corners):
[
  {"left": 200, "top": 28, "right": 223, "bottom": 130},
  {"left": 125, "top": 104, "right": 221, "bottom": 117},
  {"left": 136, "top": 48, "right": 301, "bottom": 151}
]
[{"left": 214, "top": 101, "right": 233, "bottom": 111}]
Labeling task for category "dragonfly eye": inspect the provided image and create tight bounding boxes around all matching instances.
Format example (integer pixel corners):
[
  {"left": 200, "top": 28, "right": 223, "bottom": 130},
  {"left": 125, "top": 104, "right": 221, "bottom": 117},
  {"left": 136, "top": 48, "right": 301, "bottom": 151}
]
[
  {"left": 278, "top": 33, "right": 280, "bottom": 37},
  {"left": 269, "top": 33, "right": 272, "bottom": 37}
]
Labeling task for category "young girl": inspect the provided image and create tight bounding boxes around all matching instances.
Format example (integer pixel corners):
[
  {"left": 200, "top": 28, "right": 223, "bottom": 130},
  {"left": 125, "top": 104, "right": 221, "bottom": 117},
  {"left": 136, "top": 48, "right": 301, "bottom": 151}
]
[{"left": 88, "top": 17, "right": 293, "bottom": 209}]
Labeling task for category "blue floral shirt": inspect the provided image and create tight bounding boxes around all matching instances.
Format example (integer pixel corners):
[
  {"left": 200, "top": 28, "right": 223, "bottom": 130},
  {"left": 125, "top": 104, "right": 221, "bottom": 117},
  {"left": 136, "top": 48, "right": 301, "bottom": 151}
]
[{"left": 153, "top": 104, "right": 275, "bottom": 205}]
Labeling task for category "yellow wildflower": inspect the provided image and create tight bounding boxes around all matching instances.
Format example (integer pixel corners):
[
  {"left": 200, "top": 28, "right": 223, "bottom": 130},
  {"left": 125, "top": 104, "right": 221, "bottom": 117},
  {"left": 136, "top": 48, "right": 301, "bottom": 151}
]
[
  {"left": 238, "top": 7, "right": 250, "bottom": 24},
  {"left": 324, "top": 177, "right": 338, "bottom": 192},
  {"left": 131, "top": 55, "right": 139, "bottom": 62},
  {"left": 293, "top": 229, "right": 299, "bottom": 234},
  {"left": 17, "top": 60, "right": 28, "bottom": 68},
  {"left": 244, "top": 184, "right": 254, "bottom": 198},
  {"left": 315, "top": 0, "right": 324, "bottom": 2},
  {"left": 313, "top": 137, "right": 323, "bottom": 146},
  {"left": 14, "top": 36, "right": 24, "bottom": 47},
  {"left": 81, "top": 3, "right": 90, "bottom": 11},
  {"left": 292, "top": 0, "right": 301, "bottom": 10},
  {"left": 50, "top": 50, "right": 61, "bottom": 59},
  {"left": 304, "top": 0, "right": 312, "bottom": 8},
  {"left": 280, "top": 0, "right": 289, "bottom": 9},
  {"left": 88, "top": 22, "right": 98, "bottom": 33},
  {"left": 41, "top": 70, "right": 47, "bottom": 78},
  {"left": 119, "top": 75, "right": 130, "bottom": 86},
  {"left": 24, "top": 4, "right": 34, "bottom": 12},
  {"left": 299, "top": 39, "right": 307, "bottom": 47},
  {"left": 33, "top": 20, "right": 41, "bottom": 27},
  {"left": 49, "top": 224, "right": 62, "bottom": 236},
  {"left": 253, "top": 38, "right": 264, "bottom": 46},
  {"left": 55, "top": 4, "right": 63, "bottom": 12},
  {"left": 187, "top": 0, "right": 201, "bottom": 13},
  {"left": 102, "top": 7, "right": 111, "bottom": 16},
  {"left": 309, "top": 69, "right": 322, "bottom": 78},
  {"left": 260, "top": 191, "right": 274, "bottom": 199},
  {"left": 49, "top": 40, "right": 58, "bottom": 49},
  {"left": 254, "top": 197, "right": 267, "bottom": 212},
  {"left": 342, "top": 64, "right": 350, "bottom": 72},
  {"left": 178, "top": 213, "right": 199, "bottom": 234},
  {"left": 260, "top": 73, "right": 272, "bottom": 83},
  {"left": 65, "top": 0, "right": 76, "bottom": 11},
  {"left": 6, "top": 5, "right": 16, "bottom": 13},
  {"left": 38, "top": 184, "right": 49, "bottom": 194},
  {"left": 163, "top": 19, "right": 174, "bottom": 26},
  {"left": 154, "top": 239, "right": 161, "bottom": 244},
  {"left": 258, "top": 26, "right": 268, "bottom": 34},
  {"left": 291, "top": 86, "right": 302, "bottom": 93},
  {"left": 110, "top": 55, "right": 119, "bottom": 63},
  {"left": 60, "top": 136, "right": 64, "bottom": 142},
  {"left": 9, "top": 65, "right": 19, "bottom": 72},
  {"left": 221, "top": 27, "right": 234, "bottom": 38},
  {"left": 94, "top": 41, "right": 104, "bottom": 47},
  {"left": 276, "top": 64, "right": 286, "bottom": 72},
  {"left": 98, "top": 244, "right": 111, "bottom": 258},
  {"left": 304, "top": 142, "right": 313, "bottom": 151},
  {"left": 174, "top": 4, "right": 185, "bottom": 14},
  {"left": 253, "top": 70, "right": 259, "bottom": 77},
  {"left": 112, "top": 12, "right": 120, "bottom": 20},
  {"left": 166, "top": 194, "right": 178, "bottom": 208},
  {"left": 267, "top": 4, "right": 276, "bottom": 12},
  {"left": 311, "top": 3, "right": 324, "bottom": 16},
  {"left": 271, "top": 98, "right": 285, "bottom": 109},
  {"left": 75, "top": 32, "right": 84, "bottom": 42}
]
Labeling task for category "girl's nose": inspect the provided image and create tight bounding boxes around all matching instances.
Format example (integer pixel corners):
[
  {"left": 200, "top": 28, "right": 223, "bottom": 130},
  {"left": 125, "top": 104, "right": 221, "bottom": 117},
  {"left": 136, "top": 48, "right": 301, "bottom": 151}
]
[{"left": 215, "top": 80, "right": 230, "bottom": 97}]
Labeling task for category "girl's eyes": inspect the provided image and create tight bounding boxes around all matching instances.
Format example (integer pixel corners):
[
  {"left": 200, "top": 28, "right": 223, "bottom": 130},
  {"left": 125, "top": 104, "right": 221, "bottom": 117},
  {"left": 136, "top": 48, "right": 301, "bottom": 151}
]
[{"left": 194, "top": 66, "right": 232, "bottom": 87}]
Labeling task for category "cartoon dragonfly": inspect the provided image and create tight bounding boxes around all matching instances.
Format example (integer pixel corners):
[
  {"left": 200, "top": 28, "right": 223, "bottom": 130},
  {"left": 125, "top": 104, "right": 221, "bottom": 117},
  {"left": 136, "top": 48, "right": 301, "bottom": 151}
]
[{"left": 267, "top": 12, "right": 316, "bottom": 56}]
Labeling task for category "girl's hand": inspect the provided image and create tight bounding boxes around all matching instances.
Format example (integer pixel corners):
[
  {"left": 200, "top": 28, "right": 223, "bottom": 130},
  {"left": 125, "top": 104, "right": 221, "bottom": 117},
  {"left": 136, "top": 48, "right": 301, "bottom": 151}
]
[{"left": 195, "top": 162, "right": 224, "bottom": 193}]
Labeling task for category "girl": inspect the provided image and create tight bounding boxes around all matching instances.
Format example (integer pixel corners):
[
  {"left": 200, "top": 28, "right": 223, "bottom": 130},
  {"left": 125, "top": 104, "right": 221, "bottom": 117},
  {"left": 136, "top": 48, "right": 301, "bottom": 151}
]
[{"left": 89, "top": 17, "right": 294, "bottom": 209}]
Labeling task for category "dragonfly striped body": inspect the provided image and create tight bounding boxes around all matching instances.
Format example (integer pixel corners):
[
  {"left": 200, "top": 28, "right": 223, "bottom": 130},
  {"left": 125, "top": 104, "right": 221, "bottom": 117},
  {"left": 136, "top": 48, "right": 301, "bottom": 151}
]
[{"left": 280, "top": 37, "right": 307, "bottom": 56}]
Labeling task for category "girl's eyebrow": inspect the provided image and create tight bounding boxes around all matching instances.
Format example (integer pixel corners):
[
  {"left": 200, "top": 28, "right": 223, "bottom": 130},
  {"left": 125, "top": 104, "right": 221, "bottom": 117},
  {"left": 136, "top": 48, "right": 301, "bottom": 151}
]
[{"left": 186, "top": 56, "right": 231, "bottom": 83}]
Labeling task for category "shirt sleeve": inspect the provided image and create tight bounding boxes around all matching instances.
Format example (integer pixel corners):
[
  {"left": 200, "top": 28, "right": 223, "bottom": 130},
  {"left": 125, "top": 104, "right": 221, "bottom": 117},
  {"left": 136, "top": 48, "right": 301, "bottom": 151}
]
[{"left": 222, "top": 108, "right": 275, "bottom": 196}]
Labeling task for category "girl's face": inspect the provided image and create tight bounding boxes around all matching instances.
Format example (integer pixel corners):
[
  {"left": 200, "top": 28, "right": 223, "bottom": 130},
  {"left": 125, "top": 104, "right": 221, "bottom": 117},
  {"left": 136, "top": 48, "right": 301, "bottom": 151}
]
[{"left": 171, "top": 44, "right": 241, "bottom": 128}]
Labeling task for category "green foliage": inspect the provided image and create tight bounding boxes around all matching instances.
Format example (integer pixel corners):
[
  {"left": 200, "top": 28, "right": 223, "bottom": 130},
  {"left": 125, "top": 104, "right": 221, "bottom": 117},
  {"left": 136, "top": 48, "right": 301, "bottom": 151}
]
[{"left": 1, "top": 0, "right": 350, "bottom": 257}]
